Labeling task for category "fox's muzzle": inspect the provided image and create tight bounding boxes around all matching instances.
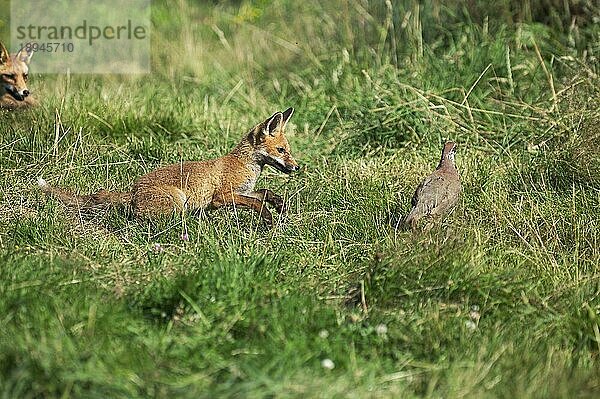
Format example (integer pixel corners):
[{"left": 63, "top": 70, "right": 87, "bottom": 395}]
[
  {"left": 263, "top": 152, "right": 299, "bottom": 174},
  {"left": 272, "top": 161, "right": 299, "bottom": 174},
  {"left": 5, "top": 85, "right": 29, "bottom": 101},
  {"left": 282, "top": 158, "right": 300, "bottom": 174},
  {"left": 287, "top": 164, "right": 300, "bottom": 173}
]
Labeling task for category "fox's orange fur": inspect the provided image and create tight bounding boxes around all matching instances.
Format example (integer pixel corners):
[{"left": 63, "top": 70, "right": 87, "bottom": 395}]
[
  {"left": 39, "top": 108, "right": 299, "bottom": 226},
  {"left": 0, "top": 42, "right": 36, "bottom": 110}
]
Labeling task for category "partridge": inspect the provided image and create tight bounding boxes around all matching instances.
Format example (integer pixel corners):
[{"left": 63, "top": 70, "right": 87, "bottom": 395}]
[{"left": 403, "top": 142, "right": 461, "bottom": 229}]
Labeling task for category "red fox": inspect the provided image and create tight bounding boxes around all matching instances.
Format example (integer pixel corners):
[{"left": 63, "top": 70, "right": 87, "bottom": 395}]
[
  {"left": 39, "top": 108, "right": 299, "bottom": 226},
  {"left": 0, "top": 42, "right": 35, "bottom": 109}
]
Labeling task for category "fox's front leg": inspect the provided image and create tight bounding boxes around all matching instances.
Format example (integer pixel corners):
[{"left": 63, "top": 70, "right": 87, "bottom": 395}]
[
  {"left": 212, "top": 192, "right": 274, "bottom": 226},
  {"left": 251, "top": 189, "right": 286, "bottom": 213}
]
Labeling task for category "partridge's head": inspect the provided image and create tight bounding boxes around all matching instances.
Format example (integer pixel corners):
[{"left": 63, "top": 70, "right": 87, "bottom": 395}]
[{"left": 440, "top": 141, "right": 457, "bottom": 167}]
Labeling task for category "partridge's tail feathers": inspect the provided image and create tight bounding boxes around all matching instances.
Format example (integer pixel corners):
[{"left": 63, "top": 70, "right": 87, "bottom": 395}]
[{"left": 402, "top": 208, "right": 420, "bottom": 229}]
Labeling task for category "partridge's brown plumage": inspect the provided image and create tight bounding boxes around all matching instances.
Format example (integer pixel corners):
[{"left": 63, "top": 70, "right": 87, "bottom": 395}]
[{"left": 403, "top": 142, "right": 461, "bottom": 229}]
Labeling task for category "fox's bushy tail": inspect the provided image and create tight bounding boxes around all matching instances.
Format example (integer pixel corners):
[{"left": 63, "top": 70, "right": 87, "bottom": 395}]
[{"left": 37, "top": 177, "right": 131, "bottom": 209}]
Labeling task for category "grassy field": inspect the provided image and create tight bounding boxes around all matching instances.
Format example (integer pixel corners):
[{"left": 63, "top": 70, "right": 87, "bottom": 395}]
[{"left": 1, "top": 0, "right": 600, "bottom": 397}]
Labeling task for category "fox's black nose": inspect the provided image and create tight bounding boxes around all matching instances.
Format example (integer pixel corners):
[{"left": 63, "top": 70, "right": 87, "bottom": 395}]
[{"left": 22, "top": 90, "right": 29, "bottom": 97}]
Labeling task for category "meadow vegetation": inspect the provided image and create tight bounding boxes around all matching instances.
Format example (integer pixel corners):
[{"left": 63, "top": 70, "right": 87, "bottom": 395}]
[{"left": 1, "top": 0, "right": 599, "bottom": 397}]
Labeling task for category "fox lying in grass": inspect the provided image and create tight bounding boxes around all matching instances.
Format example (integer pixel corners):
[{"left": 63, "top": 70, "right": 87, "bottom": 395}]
[
  {"left": 0, "top": 42, "right": 35, "bottom": 110},
  {"left": 39, "top": 108, "right": 299, "bottom": 226}
]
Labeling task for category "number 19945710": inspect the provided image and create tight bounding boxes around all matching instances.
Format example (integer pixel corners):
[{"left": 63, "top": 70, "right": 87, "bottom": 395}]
[{"left": 19, "top": 42, "right": 74, "bottom": 53}]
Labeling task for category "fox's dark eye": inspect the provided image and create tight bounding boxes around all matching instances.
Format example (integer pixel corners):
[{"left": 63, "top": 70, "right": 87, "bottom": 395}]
[
  {"left": 23, "top": 74, "right": 28, "bottom": 81},
  {"left": 277, "top": 147, "right": 285, "bottom": 154}
]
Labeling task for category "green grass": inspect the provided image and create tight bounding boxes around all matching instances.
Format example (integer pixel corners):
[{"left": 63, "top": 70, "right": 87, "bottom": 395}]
[{"left": 1, "top": 0, "right": 600, "bottom": 397}]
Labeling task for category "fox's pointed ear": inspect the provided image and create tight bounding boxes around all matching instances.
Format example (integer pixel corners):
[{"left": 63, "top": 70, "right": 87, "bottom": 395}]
[
  {"left": 15, "top": 44, "right": 34, "bottom": 64},
  {"left": 264, "top": 112, "right": 284, "bottom": 136},
  {"left": 0, "top": 42, "right": 10, "bottom": 66},
  {"left": 282, "top": 107, "right": 294, "bottom": 126}
]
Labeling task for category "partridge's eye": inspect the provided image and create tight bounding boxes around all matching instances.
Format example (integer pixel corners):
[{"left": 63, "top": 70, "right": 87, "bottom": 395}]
[
  {"left": 2, "top": 73, "right": 16, "bottom": 80},
  {"left": 277, "top": 147, "right": 285, "bottom": 154}
]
